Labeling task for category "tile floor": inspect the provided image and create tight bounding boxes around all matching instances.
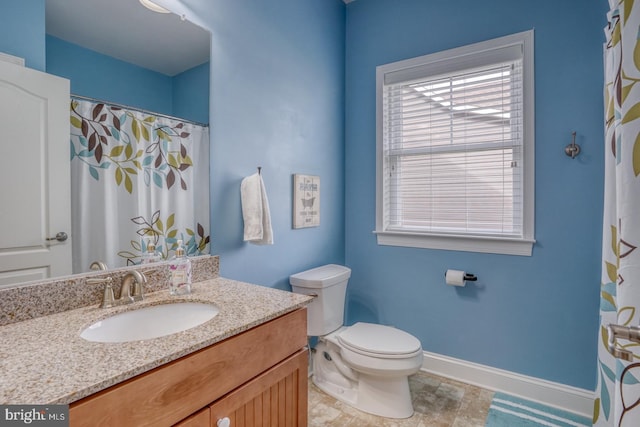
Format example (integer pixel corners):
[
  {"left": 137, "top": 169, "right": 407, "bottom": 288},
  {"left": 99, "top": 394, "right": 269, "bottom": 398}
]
[{"left": 308, "top": 371, "right": 494, "bottom": 427}]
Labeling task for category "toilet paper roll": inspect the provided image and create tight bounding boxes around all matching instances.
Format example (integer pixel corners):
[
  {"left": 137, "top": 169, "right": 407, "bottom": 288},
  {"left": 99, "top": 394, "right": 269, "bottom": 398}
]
[{"left": 445, "top": 269, "right": 466, "bottom": 287}]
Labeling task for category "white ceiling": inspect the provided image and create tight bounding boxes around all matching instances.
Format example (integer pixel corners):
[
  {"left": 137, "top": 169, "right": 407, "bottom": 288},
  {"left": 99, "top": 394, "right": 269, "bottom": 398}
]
[{"left": 45, "top": 0, "right": 210, "bottom": 76}]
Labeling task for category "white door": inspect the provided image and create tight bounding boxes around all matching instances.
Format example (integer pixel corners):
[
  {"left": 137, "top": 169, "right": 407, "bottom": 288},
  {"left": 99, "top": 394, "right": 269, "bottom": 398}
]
[{"left": 0, "top": 60, "right": 71, "bottom": 287}]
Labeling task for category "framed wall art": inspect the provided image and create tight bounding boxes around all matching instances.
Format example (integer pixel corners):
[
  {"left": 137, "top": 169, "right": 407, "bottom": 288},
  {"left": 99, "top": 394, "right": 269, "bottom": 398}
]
[{"left": 293, "top": 174, "right": 320, "bottom": 228}]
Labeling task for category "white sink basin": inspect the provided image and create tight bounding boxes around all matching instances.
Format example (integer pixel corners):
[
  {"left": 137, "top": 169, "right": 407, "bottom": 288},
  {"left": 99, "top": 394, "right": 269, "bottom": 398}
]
[{"left": 80, "top": 302, "right": 219, "bottom": 343}]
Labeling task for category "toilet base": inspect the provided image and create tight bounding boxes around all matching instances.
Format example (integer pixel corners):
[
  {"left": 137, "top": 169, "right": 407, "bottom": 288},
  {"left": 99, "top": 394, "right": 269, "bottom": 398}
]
[
  {"left": 312, "top": 341, "right": 415, "bottom": 419},
  {"left": 313, "top": 373, "right": 414, "bottom": 419}
]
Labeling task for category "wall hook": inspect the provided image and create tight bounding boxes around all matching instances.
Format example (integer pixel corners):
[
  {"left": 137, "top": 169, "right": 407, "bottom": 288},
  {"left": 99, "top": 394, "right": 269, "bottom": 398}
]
[{"left": 565, "top": 131, "right": 581, "bottom": 159}]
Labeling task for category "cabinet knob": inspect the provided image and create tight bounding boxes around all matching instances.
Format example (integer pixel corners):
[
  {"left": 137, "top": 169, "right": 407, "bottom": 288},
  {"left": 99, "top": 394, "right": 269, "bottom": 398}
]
[{"left": 217, "top": 417, "right": 231, "bottom": 427}]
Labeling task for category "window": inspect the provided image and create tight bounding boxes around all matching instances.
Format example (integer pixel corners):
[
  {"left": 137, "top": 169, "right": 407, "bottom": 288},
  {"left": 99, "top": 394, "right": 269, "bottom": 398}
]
[{"left": 375, "top": 31, "right": 535, "bottom": 256}]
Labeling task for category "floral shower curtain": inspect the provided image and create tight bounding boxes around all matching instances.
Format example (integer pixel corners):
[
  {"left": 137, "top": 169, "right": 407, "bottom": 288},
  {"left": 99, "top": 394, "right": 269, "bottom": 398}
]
[
  {"left": 595, "top": 2, "right": 640, "bottom": 426},
  {"left": 70, "top": 99, "right": 210, "bottom": 272}
]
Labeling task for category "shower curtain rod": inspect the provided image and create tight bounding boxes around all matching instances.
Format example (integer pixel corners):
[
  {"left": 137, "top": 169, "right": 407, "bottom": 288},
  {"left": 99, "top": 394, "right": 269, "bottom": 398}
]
[{"left": 70, "top": 94, "right": 209, "bottom": 128}]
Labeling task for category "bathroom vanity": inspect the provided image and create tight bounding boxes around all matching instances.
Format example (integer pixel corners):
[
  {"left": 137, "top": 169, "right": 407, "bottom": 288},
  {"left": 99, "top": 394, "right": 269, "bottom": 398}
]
[
  {"left": 70, "top": 309, "right": 308, "bottom": 426},
  {"left": 0, "top": 265, "right": 312, "bottom": 427}
]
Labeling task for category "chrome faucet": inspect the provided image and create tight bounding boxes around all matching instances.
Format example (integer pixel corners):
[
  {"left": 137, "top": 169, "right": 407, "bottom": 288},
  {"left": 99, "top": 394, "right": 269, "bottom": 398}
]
[{"left": 86, "top": 271, "right": 147, "bottom": 308}]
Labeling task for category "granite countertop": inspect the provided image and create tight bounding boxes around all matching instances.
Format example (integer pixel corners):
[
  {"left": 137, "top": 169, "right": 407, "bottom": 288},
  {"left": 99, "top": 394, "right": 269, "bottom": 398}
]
[{"left": 0, "top": 277, "right": 312, "bottom": 405}]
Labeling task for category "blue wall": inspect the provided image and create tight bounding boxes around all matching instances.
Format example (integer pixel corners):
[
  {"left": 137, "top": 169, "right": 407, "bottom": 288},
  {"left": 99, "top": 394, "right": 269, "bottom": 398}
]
[
  {"left": 0, "top": 0, "right": 210, "bottom": 124},
  {"left": 1, "top": 0, "right": 610, "bottom": 392},
  {"left": 344, "top": 0, "right": 606, "bottom": 390},
  {"left": 46, "top": 36, "right": 209, "bottom": 124},
  {"left": 46, "top": 36, "right": 173, "bottom": 115},
  {"left": 179, "top": 0, "right": 346, "bottom": 290},
  {"left": 173, "top": 62, "right": 210, "bottom": 125},
  {"left": 0, "top": 0, "right": 45, "bottom": 70}
]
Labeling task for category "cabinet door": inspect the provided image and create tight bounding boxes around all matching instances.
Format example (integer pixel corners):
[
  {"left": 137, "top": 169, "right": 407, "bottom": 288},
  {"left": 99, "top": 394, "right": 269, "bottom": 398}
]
[
  {"left": 210, "top": 349, "right": 308, "bottom": 427},
  {"left": 174, "top": 408, "right": 210, "bottom": 427}
]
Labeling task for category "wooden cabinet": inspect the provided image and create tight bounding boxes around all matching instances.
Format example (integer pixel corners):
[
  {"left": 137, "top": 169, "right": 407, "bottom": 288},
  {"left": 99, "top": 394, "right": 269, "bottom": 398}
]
[
  {"left": 175, "top": 408, "right": 210, "bottom": 427},
  {"left": 69, "top": 309, "right": 308, "bottom": 427},
  {"left": 209, "top": 350, "right": 307, "bottom": 427}
]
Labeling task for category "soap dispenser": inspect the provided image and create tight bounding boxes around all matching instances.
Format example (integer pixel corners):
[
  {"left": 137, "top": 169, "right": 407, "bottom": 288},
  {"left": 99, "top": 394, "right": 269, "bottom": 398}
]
[
  {"left": 141, "top": 238, "right": 162, "bottom": 264},
  {"left": 169, "top": 239, "right": 192, "bottom": 295}
]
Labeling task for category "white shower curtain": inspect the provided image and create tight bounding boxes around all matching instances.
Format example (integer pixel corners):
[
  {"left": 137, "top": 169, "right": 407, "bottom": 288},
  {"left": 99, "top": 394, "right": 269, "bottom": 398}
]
[
  {"left": 70, "top": 99, "right": 210, "bottom": 272},
  {"left": 594, "top": 2, "right": 640, "bottom": 426}
]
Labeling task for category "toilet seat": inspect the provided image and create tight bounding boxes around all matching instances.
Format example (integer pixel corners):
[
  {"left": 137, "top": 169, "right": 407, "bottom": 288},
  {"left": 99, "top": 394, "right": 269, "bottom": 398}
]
[{"left": 337, "top": 322, "right": 422, "bottom": 359}]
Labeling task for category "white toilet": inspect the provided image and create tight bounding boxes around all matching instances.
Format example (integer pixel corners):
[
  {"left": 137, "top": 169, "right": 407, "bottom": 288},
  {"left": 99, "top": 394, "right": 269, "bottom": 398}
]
[{"left": 290, "top": 264, "right": 423, "bottom": 419}]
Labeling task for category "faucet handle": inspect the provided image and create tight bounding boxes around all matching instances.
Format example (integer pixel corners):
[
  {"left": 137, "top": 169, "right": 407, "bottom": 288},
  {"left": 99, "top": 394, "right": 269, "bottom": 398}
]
[
  {"left": 86, "top": 277, "right": 116, "bottom": 308},
  {"left": 86, "top": 276, "right": 113, "bottom": 286},
  {"left": 100, "top": 281, "right": 116, "bottom": 309}
]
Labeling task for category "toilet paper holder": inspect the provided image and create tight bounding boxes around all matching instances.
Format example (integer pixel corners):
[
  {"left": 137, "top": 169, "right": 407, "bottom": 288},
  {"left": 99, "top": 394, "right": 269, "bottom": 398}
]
[
  {"left": 444, "top": 272, "right": 477, "bottom": 281},
  {"left": 463, "top": 273, "right": 477, "bottom": 281}
]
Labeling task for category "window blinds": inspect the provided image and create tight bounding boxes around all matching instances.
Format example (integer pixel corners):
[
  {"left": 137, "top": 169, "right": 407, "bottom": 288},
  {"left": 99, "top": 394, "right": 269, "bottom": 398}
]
[{"left": 382, "top": 59, "right": 524, "bottom": 238}]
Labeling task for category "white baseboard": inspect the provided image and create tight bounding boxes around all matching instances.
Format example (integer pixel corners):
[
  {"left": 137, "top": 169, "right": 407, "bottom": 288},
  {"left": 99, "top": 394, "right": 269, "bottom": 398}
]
[{"left": 420, "top": 350, "right": 594, "bottom": 418}]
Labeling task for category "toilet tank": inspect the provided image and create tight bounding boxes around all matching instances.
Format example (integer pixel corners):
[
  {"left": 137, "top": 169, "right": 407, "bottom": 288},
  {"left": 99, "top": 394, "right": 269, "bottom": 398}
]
[{"left": 289, "top": 264, "right": 351, "bottom": 336}]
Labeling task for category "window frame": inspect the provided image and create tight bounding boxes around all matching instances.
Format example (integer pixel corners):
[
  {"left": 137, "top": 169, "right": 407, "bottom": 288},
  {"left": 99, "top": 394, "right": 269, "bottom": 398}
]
[{"left": 374, "top": 30, "right": 535, "bottom": 256}]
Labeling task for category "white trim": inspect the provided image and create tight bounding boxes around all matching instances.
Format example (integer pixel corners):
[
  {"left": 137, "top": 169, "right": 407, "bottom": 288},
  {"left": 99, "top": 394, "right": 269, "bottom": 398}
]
[
  {"left": 375, "top": 231, "right": 535, "bottom": 256},
  {"left": 420, "top": 350, "right": 594, "bottom": 418},
  {"left": 375, "top": 30, "right": 535, "bottom": 256}
]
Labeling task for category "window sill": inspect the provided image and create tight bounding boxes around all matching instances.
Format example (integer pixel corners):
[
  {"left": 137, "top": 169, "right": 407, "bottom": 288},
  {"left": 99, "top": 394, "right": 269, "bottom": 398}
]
[{"left": 374, "top": 230, "right": 535, "bottom": 256}]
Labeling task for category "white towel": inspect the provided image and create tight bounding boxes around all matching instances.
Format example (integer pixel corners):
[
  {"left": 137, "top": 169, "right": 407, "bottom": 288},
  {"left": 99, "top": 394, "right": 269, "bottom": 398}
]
[{"left": 240, "top": 172, "right": 273, "bottom": 245}]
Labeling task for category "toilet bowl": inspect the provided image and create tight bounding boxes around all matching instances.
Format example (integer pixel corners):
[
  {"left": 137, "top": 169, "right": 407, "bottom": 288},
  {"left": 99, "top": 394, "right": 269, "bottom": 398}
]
[
  {"left": 313, "top": 323, "right": 423, "bottom": 418},
  {"left": 290, "top": 265, "right": 424, "bottom": 419}
]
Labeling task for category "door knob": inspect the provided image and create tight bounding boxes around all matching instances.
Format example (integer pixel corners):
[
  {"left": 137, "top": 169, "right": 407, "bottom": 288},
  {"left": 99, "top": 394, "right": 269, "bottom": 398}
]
[
  {"left": 217, "top": 417, "right": 231, "bottom": 427},
  {"left": 46, "top": 232, "right": 68, "bottom": 242}
]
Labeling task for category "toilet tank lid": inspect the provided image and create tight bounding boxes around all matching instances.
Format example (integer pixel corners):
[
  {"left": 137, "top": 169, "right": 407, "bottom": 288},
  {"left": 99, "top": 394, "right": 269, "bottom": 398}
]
[{"left": 289, "top": 264, "right": 351, "bottom": 289}]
